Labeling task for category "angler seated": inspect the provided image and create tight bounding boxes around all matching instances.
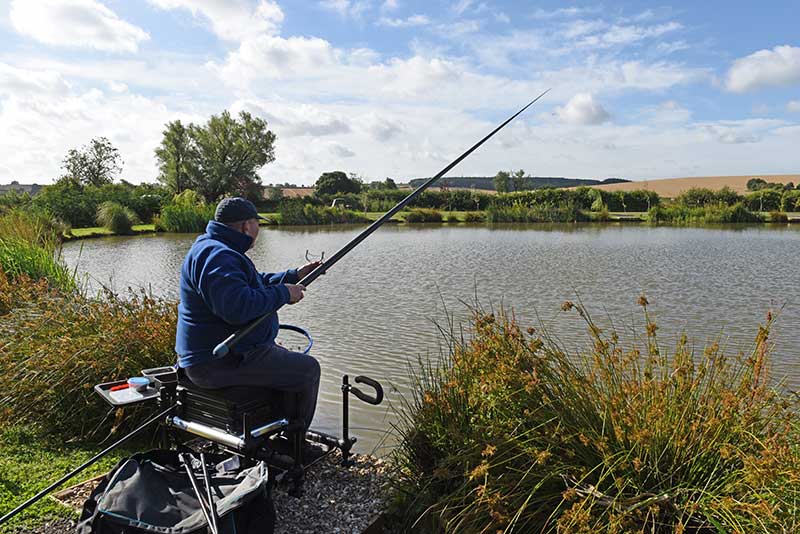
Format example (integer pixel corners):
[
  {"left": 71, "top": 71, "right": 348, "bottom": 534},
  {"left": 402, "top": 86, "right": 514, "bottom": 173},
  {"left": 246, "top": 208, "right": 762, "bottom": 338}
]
[{"left": 174, "top": 197, "right": 322, "bottom": 448}]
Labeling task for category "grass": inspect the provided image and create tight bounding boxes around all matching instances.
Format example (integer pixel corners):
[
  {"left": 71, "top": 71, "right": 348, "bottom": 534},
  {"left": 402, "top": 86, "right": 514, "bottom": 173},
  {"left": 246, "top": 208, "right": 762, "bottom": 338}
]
[
  {"left": 0, "top": 270, "right": 177, "bottom": 439},
  {"left": 0, "top": 210, "right": 76, "bottom": 293},
  {"left": 390, "top": 301, "right": 800, "bottom": 533},
  {"left": 0, "top": 425, "right": 136, "bottom": 532}
]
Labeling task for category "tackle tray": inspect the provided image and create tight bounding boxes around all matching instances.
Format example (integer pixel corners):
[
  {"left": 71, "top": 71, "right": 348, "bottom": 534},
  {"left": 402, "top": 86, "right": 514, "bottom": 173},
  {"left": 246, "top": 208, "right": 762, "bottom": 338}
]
[{"left": 95, "top": 379, "right": 160, "bottom": 407}]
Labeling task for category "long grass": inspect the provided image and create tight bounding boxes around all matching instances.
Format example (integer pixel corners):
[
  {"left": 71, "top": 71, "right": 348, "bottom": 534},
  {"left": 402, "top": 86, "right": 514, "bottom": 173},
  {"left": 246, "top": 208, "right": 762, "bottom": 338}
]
[
  {"left": 404, "top": 208, "right": 444, "bottom": 223},
  {"left": 0, "top": 271, "right": 177, "bottom": 439},
  {"left": 0, "top": 210, "right": 76, "bottom": 293},
  {"left": 390, "top": 301, "right": 799, "bottom": 533},
  {"left": 95, "top": 200, "right": 140, "bottom": 234}
]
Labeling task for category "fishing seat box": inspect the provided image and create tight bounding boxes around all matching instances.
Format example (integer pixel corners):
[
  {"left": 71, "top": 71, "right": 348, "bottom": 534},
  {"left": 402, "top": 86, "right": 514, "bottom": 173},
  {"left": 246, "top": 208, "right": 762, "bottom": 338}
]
[{"left": 175, "top": 370, "right": 286, "bottom": 435}]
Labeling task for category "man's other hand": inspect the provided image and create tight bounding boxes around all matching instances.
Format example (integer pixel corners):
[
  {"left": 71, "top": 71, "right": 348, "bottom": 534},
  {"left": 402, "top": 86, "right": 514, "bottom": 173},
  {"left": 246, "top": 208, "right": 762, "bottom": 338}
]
[
  {"left": 286, "top": 284, "right": 306, "bottom": 304},
  {"left": 297, "top": 261, "right": 322, "bottom": 280}
]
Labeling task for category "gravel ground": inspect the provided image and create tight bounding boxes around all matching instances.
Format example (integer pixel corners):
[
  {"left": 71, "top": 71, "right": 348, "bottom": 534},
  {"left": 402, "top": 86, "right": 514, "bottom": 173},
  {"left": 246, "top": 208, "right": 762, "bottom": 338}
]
[{"left": 17, "top": 451, "right": 389, "bottom": 534}]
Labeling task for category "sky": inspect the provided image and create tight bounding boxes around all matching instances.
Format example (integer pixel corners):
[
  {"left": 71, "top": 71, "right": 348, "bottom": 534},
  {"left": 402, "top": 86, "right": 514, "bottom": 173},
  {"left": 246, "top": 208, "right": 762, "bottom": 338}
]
[{"left": 0, "top": 0, "right": 798, "bottom": 186}]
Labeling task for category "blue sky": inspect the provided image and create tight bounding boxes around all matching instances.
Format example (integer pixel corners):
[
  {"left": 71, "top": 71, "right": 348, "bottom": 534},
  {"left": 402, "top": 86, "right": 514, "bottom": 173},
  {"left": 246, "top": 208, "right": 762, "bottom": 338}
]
[{"left": 0, "top": 0, "right": 798, "bottom": 185}]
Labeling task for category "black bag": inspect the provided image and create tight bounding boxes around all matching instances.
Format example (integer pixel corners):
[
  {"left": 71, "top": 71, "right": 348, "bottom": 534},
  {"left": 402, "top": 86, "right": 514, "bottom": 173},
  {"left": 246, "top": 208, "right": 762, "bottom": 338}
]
[{"left": 77, "top": 450, "right": 274, "bottom": 534}]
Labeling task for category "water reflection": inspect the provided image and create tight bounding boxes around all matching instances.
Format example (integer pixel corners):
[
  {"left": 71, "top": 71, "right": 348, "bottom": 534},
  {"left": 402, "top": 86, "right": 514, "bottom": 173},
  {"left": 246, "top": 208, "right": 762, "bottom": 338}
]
[{"left": 61, "top": 224, "right": 800, "bottom": 453}]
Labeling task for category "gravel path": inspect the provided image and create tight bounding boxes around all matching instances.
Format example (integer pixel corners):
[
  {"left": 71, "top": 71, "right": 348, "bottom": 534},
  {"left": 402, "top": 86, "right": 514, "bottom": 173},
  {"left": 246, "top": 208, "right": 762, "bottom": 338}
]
[{"left": 16, "top": 451, "right": 389, "bottom": 534}]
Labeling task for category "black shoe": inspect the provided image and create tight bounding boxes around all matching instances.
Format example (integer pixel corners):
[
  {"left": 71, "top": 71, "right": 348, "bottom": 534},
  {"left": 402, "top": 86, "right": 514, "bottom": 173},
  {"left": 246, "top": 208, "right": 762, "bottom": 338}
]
[{"left": 301, "top": 441, "right": 327, "bottom": 465}]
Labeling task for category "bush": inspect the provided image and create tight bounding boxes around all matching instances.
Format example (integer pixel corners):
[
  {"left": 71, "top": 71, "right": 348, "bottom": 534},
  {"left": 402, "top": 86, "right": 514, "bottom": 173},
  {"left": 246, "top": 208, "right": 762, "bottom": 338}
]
[
  {"left": 156, "top": 190, "right": 215, "bottom": 233},
  {"left": 404, "top": 208, "right": 443, "bottom": 223},
  {"left": 445, "top": 213, "right": 460, "bottom": 223},
  {"left": 769, "top": 211, "right": 789, "bottom": 223},
  {"left": 781, "top": 189, "right": 800, "bottom": 212},
  {"left": 463, "top": 211, "right": 486, "bottom": 223},
  {"left": 647, "top": 203, "right": 763, "bottom": 224},
  {"left": 278, "top": 203, "right": 369, "bottom": 225},
  {"left": 486, "top": 202, "right": 586, "bottom": 223},
  {"left": 391, "top": 303, "right": 800, "bottom": 533},
  {"left": 0, "top": 279, "right": 176, "bottom": 439},
  {"left": 0, "top": 210, "right": 75, "bottom": 292},
  {"left": 744, "top": 189, "right": 782, "bottom": 212},
  {"left": 96, "top": 201, "right": 140, "bottom": 234}
]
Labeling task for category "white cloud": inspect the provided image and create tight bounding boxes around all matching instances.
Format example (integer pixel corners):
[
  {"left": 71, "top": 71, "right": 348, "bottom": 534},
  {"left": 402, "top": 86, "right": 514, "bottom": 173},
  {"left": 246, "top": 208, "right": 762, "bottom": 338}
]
[
  {"left": 232, "top": 100, "right": 352, "bottom": 137},
  {"left": 556, "top": 93, "right": 611, "bottom": 125},
  {"left": 641, "top": 100, "right": 692, "bottom": 124},
  {"left": 726, "top": 45, "right": 800, "bottom": 92},
  {"left": 452, "top": 0, "right": 473, "bottom": 15},
  {"left": 381, "top": 0, "right": 399, "bottom": 11},
  {"left": 216, "top": 35, "right": 338, "bottom": 82},
  {"left": 0, "top": 62, "right": 70, "bottom": 96},
  {"left": 147, "top": 0, "right": 283, "bottom": 41},
  {"left": 319, "top": 0, "right": 370, "bottom": 19},
  {"left": 578, "top": 21, "right": 682, "bottom": 48},
  {"left": 361, "top": 113, "right": 404, "bottom": 141},
  {"left": 788, "top": 100, "right": 800, "bottom": 113},
  {"left": 530, "top": 7, "right": 601, "bottom": 19},
  {"left": 494, "top": 11, "right": 510, "bottom": 24},
  {"left": 378, "top": 15, "right": 431, "bottom": 28},
  {"left": 328, "top": 142, "right": 355, "bottom": 158},
  {"left": 9, "top": 0, "right": 149, "bottom": 53},
  {"left": 699, "top": 119, "right": 785, "bottom": 144}
]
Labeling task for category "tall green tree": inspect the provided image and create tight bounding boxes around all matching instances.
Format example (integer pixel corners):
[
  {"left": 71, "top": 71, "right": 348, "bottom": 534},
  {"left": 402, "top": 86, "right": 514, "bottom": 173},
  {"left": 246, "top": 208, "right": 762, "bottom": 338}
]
[
  {"left": 154, "top": 120, "right": 191, "bottom": 194},
  {"left": 512, "top": 169, "right": 527, "bottom": 192},
  {"left": 188, "top": 111, "right": 276, "bottom": 202},
  {"left": 154, "top": 111, "right": 277, "bottom": 203},
  {"left": 314, "top": 171, "right": 362, "bottom": 195},
  {"left": 494, "top": 171, "right": 511, "bottom": 193},
  {"left": 61, "top": 137, "right": 122, "bottom": 186}
]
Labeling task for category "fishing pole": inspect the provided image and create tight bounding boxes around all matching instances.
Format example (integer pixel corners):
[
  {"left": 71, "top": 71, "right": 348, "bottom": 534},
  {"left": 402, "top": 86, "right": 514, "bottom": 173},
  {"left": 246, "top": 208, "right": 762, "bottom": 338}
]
[{"left": 213, "top": 89, "right": 550, "bottom": 358}]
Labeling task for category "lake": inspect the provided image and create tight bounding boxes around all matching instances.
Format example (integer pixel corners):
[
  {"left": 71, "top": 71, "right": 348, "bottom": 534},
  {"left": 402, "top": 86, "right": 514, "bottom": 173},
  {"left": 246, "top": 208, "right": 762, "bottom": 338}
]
[{"left": 61, "top": 223, "right": 800, "bottom": 454}]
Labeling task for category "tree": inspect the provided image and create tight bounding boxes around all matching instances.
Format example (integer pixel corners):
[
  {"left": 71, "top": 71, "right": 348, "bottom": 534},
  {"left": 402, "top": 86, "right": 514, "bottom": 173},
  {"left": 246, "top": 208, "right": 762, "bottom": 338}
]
[
  {"left": 383, "top": 177, "right": 397, "bottom": 190},
  {"left": 154, "top": 111, "right": 277, "bottom": 203},
  {"left": 314, "top": 171, "right": 362, "bottom": 195},
  {"left": 494, "top": 171, "right": 511, "bottom": 193},
  {"left": 154, "top": 120, "right": 191, "bottom": 194},
  {"left": 512, "top": 169, "right": 527, "bottom": 192},
  {"left": 61, "top": 137, "right": 122, "bottom": 186}
]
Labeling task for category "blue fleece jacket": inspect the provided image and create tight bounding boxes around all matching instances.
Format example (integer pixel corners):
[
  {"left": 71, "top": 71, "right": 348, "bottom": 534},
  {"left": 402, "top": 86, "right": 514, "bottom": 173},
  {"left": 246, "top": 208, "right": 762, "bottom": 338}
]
[{"left": 175, "top": 221, "right": 298, "bottom": 368}]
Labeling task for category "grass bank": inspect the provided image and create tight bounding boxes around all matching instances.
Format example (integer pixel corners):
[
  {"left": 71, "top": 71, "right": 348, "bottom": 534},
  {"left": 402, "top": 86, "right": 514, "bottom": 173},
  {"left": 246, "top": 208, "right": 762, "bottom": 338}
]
[
  {"left": 390, "top": 302, "right": 800, "bottom": 532},
  {"left": 0, "top": 426, "right": 135, "bottom": 532}
]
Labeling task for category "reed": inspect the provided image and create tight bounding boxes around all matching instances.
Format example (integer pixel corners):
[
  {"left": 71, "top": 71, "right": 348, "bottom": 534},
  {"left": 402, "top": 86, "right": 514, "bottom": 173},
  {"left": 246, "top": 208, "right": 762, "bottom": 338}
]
[
  {"left": 404, "top": 209, "right": 444, "bottom": 223},
  {"left": 95, "top": 201, "right": 140, "bottom": 235},
  {"left": 390, "top": 301, "right": 799, "bottom": 533}
]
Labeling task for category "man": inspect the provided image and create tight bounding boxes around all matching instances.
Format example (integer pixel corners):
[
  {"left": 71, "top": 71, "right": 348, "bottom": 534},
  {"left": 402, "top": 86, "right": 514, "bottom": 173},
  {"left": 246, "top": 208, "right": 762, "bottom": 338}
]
[{"left": 175, "top": 197, "right": 322, "bottom": 435}]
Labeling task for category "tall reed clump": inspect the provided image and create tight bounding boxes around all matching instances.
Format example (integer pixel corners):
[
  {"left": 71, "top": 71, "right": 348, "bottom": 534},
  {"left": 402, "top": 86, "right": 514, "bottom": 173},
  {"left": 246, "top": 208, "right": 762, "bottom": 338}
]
[
  {"left": 0, "top": 276, "right": 177, "bottom": 440},
  {"left": 390, "top": 301, "right": 799, "bottom": 533},
  {"left": 156, "top": 190, "right": 215, "bottom": 233},
  {"left": 0, "top": 209, "right": 76, "bottom": 293},
  {"left": 404, "top": 208, "right": 444, "bottom": 223},
  {"left": 278, "top": 203, "right": 369, "bottom": 225},
  {"left": 96, "top": 201, "right": 140, "bottom": 235}
]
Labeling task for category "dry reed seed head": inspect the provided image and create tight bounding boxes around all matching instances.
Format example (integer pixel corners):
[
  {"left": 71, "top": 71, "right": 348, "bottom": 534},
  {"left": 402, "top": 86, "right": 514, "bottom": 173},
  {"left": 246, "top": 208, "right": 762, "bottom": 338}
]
[
  {"left": 561, "top": 300, "right": 574, "bottom": 312},
  {"left": 637, "top": 295, "right": 649, "bottom": 307}
]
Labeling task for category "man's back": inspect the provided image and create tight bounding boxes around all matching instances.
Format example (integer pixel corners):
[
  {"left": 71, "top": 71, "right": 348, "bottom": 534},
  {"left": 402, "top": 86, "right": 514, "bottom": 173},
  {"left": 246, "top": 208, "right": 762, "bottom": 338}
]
[{"left": 175, "top": 220, "right": 297, "bottom": 368}]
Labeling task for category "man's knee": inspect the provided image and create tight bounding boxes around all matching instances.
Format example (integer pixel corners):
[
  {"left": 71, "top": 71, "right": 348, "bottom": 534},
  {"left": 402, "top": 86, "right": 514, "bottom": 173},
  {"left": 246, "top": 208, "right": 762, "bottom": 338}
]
[{"left": 306, "top": 355, "right": 321, "bottom": 382}]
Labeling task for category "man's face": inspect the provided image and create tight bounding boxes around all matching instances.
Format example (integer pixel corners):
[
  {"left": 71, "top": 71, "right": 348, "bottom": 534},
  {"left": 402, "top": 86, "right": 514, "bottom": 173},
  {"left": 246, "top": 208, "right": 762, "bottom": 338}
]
[{"left": 242, "top": 218, "right": 260, "bottom": 247}]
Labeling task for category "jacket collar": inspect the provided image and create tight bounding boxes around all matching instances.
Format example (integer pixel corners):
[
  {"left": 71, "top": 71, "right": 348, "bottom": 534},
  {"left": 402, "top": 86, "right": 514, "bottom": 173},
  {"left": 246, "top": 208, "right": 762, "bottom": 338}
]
[{"left": 205, "top": 220, "right": 253, "bottom": 254}]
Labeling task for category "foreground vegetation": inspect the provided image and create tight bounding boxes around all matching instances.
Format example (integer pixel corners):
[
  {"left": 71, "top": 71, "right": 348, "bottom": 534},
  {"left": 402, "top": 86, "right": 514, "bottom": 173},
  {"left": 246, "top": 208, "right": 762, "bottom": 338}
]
[{"left": 391, "top": 303, "right": 799, "bottom": 532}]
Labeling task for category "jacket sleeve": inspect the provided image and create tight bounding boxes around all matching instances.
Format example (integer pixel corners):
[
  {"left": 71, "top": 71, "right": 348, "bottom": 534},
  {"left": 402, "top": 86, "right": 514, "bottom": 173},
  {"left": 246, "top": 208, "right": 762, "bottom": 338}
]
[
  {"left": 261, "top": 269, "right": 299, "bottom": 285},
  {"left": 198, "top": 251, "right": 291, "bottom": 325}
]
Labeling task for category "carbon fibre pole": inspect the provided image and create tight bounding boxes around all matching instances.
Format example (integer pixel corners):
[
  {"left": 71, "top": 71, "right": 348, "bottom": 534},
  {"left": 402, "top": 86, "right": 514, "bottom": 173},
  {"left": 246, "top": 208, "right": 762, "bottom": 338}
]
[{"left": 213, "top": 89, "right": 550, "bottom": 358}]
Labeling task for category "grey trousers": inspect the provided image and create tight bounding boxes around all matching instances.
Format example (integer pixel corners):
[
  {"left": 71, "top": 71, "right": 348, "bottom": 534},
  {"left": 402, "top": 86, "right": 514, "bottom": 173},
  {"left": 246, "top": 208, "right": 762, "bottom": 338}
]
[{"left": 185, "top": 344, "right": 321, "bottom": 430}]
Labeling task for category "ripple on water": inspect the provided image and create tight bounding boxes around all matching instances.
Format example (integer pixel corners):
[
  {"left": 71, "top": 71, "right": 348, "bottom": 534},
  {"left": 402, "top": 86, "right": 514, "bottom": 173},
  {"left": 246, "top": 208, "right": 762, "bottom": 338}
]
[{"left": 61, "top": 224, "right": 800, "bottom": 452}]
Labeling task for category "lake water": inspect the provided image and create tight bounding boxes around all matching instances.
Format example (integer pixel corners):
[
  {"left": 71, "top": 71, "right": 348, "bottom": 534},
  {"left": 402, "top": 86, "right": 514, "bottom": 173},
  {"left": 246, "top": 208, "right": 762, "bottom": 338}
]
[{"left": 61, "top": 224, "right": 800, "bottom": 454}]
